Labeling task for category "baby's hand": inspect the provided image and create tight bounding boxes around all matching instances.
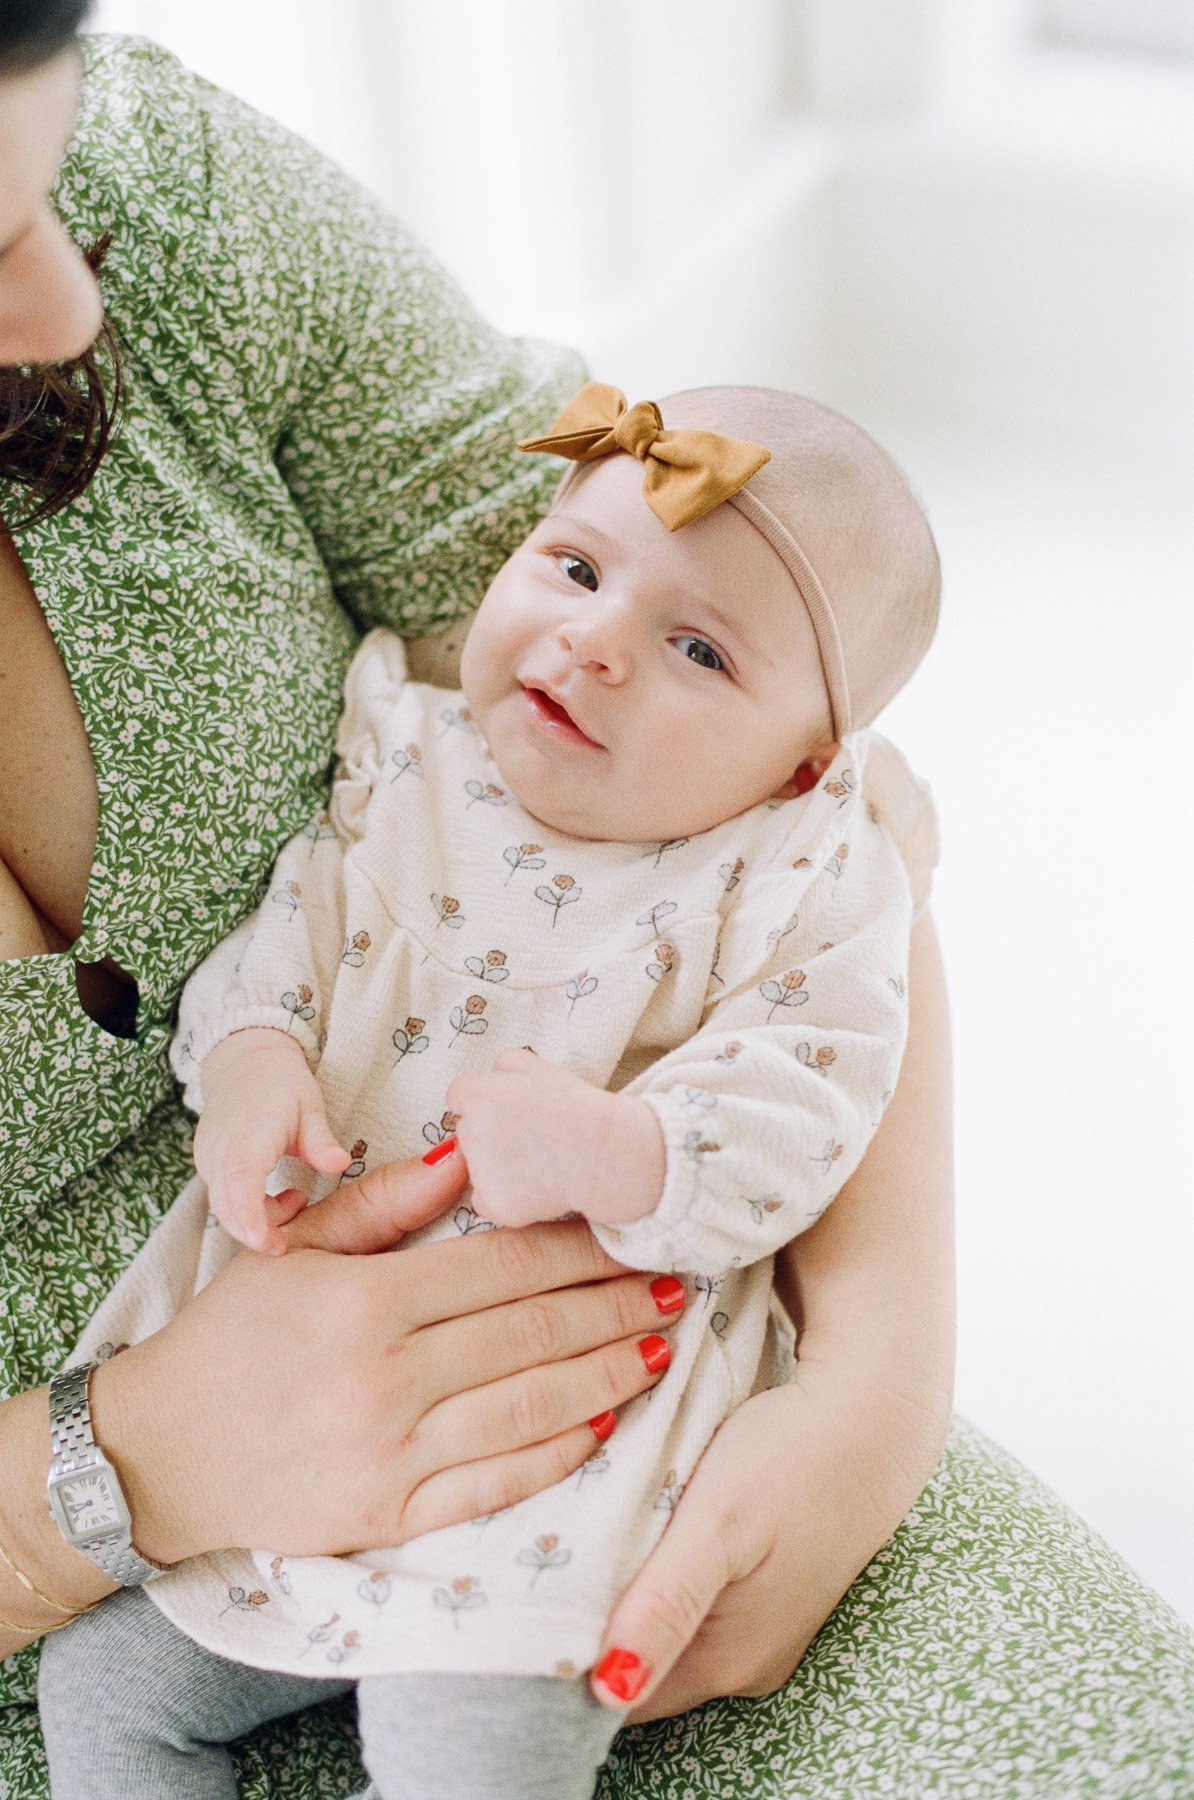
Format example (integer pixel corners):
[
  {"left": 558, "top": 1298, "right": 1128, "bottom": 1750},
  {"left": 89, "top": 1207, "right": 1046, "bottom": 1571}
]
[
  {"left": 193, "top": 1028, "right": 352, "bottom": 1255},
  {"left": 445, "top": 1048, "right": 666, "bottom": 1230}
]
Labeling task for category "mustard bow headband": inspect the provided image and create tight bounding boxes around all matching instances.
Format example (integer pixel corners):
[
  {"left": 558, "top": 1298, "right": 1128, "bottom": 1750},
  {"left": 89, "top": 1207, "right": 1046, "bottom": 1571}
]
[{"left": 518, "top": 381, "right": 852, "bottom": 741}]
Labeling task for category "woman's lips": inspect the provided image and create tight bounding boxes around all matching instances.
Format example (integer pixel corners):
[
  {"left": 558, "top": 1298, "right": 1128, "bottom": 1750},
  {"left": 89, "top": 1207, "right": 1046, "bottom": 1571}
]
[{"left": 521, "top": 685, "right": 603, "bottom": 749}]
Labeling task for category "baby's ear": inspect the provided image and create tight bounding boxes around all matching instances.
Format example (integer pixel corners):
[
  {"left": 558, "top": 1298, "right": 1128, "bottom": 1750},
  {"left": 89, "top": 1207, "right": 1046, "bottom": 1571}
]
[{"left": 773, "top": 743, "right": 839, "bottom": 800}]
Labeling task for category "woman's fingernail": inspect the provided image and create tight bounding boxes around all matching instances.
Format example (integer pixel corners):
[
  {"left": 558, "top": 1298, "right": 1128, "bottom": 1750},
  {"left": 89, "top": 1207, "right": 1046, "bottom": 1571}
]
[
  {"left": 422, "top": 1136, "right": 457, "bottom": 1166},
  {"left": 588, "top": 1410, "right": 617, "bottom": 1443},
  {"left": 638, "top": 1334, "right": 670, "bottom": 1375},
  {"left": 593, "top": 1647, "right": 649, "bottom": 1703},
  {"left": 649, "top": 1275, "right": 686, "bottom": 1315}
]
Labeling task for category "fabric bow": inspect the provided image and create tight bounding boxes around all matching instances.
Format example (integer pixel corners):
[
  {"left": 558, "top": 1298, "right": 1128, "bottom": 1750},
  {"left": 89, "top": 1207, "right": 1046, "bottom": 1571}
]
[{"left": 518, "top": 381, "right": 771, "bottom": 531}]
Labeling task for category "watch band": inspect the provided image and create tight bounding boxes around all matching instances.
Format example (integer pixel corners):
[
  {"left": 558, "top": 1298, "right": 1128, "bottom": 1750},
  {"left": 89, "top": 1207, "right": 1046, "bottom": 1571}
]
[{"left": 47, "top": 1363, "right": 165, "bottom": 1587}]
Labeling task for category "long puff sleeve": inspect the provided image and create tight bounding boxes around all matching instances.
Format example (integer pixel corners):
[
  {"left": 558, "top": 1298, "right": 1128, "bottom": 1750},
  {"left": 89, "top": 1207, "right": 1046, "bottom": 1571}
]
[
  {"left": 169, "top": 634, "right": 408, "bottom": 1112},
  {"left": 591, "top": 733, "right": 936, "bottom": 1279}
]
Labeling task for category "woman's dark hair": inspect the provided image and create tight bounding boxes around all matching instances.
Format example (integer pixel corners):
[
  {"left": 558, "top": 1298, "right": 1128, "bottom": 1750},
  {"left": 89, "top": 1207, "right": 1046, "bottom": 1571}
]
[
  {"left": 0, "top": 0, "right": 124, "bottom": 529},
  {"left": 0, "top": 0, "right": 89, "bottom": 73}
]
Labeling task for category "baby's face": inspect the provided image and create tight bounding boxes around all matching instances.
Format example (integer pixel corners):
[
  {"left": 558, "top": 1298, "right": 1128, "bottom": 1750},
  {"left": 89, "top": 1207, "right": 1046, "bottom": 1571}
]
[{"left": 460, "top": 454, "right": 836, "bottom": 842}]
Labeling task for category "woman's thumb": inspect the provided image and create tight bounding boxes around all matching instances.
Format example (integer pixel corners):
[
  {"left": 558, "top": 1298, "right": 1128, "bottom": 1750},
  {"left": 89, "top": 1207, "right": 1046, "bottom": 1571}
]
[
  {"left": 284, "top": 1139, "right": 468, "bottom": 1254},
  {"left": 589, "top": 1505, "right": 729, "bottom": 1710}
]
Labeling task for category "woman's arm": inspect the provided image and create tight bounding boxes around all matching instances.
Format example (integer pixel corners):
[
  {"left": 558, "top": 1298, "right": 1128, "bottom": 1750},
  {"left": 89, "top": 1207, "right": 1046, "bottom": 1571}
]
[
  {"left": 590, "top": 907, "right": 954, "bottom": 1717},
  {"left": 0, "top": 1146, "right": 682, "bottom": 1661}
]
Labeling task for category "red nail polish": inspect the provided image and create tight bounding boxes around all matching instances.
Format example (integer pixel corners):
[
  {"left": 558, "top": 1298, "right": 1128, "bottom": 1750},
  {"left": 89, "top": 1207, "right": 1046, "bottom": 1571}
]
[
  {"left": 593, "top": 1647, "right": 649, "bottom": 1703},
  {"left": 638, "top": 1334, "right": 670, "bottom": 1375},
  {"left": 649, "top": 1275, "right": 686, "bottom": 1315},
  {"left": 422, "top": 1136, "right": 457, "bottom": 1166},
  {"left": 588, "top": 1410, "right": 617, "bottom": 1443}
]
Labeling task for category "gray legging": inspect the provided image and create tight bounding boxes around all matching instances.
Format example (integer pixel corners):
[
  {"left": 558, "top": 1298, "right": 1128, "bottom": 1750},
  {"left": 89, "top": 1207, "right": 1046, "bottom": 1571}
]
[{"left": 37, "top": 1585, "right": 625, "bottom": 1800}]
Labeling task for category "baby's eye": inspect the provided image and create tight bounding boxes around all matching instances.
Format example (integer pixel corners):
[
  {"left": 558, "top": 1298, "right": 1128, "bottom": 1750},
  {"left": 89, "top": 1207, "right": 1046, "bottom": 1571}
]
[
  {"left": 673, "top": 635, "right": 725, "bottom": 672},
  {"left": 557, "top": 553, "right": 598, "bottom": 591}
]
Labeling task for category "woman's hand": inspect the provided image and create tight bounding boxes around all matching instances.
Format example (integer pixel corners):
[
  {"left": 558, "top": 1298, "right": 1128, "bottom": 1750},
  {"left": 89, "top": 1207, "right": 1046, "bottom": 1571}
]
[
  {"left": 589, "top": 908, "right": 956, "bottom": 1717},
  {"left": 88, "top": 1144, "right": 683, "bottom": 1569}
]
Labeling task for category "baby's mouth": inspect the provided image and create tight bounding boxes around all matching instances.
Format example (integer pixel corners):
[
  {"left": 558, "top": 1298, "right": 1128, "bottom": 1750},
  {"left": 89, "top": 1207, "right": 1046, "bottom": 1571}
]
[{"left": 520, "top": 684, "right": 604, "bottom": 749}]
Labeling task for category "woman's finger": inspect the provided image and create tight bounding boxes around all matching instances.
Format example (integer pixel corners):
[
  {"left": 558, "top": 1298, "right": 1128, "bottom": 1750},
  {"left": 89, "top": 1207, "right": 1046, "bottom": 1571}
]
[
  {"left": 588, "top": 1488, "right": 736, "bottom": 1711},
  {"left": 413, "top": 1273, "right": 685, "bottom": 1407},
  {"left": 398, "top": 1421, "right": 617, "bottom": 1543},
  {"left": 399, "top": 1216, "right": 626, "bottom": 1328},
  {"left": 414, "top": 1331, "right": 672, "bottom": 1473},
  {"left": 282, "top": 1145, "right": 470, "bottom": 1254}
]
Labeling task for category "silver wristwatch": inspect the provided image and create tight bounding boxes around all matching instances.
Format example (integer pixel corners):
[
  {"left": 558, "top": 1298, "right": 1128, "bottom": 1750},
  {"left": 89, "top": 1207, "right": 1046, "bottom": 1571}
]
[{"left": 46, "top": 1362, "right": 167, "bottom": 1586}]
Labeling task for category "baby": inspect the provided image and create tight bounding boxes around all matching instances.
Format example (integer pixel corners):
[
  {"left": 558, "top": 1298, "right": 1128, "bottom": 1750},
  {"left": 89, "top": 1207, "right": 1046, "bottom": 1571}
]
[{"left": 38, "top": 382, "right": 940, "bottom": 1800}]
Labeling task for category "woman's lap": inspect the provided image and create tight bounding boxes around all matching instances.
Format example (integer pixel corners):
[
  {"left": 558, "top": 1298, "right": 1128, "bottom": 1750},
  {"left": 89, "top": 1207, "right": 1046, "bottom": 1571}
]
[{"left": 7, "top": 1417, "right": 1191, "bottom": 1798}]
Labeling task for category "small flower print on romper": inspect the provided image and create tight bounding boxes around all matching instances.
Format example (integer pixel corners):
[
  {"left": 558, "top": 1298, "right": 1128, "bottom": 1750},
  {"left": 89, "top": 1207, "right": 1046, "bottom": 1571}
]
[
  {"left": 464, "top": 950, "right": 510, "bottom": 983},
  {"left": 761, "top": 968, "right": 809, "bottom": 1022},
  {"left": 357, "top": 1572, "right": 392, "bottom": 1612},
  {"left": 715, "top": 1039, "right": 743, "bottom": 1065},
  {"left": 888, "top": 973, "right": 907, "bottom": 1000},
  {"left": 449, "top": 995, "right": 489, "bottom": 1041},
  {"left": 341, "top": 929, "right": 371, "bottom": 968},
  {"left": 220, "top": 1586, "right": 269, "bottom": 1616},
  {"left": 637, "top": 899, "right": 677, "bottom": 936},
  {"left": 431, "top": 893, "right": 465, "bottom": 931},
  {"left": 719, "top": 856, "right": 744, "bottom": 893},
  {"left": 327, "top": 1630, "right": 360, "bottom": 1667},
  {"left": 454, "top": 1202, "right": 495, "bottom": 1235},
  {"left": 464, "top": 778, "right": 508, "bottom": 808},
  {"left": 299, "top": 1612, "right": 340, "bottom": 1656},
  {"left": 695, "top": 1272, "right": 724, "bottom": 1309},
  {"left": 516, "top": 1535, "right": 572, "bottom": 1588},
  {"left": 683, "top": 1131, "right": 720, "bottom": 1163},
  {"left": 764, "top": 911, "right": 800, "bottom": 956},
  {"left": 438, "top": 705, "right": 476, "bottom": 736},
  {"left": 654, "top": 1470, "right": 684, "bottom": 1513},
  {"left": 392, "top": 1016, "right": 429, "bottom": 1066},
  {"left": 338, "top": 1140, "right": 368, "bottom": 1183},
  {"left": 422, "top": 1111, "right": 460, "bottom": 1148},
  {"left": 745, "top": 1192, "right": 783, "bottom": 1224},
  {"left": 271, "top": 879, "right": 302, "bottom": 923},
  {"left": 390, "top": 743, "right": 423, "bottom": 781},
  {"left": 825, "top": 842, "right": 850, "bottom": 881},
  {"left": 566, "top": 969, "right": 598, "bottom": 1014},
  {"left": 710, "top": 1309, "right": 730, "bottom": 1339},
  {"left": 795, "top": 1042, "right": 836, "bottom": 1076},
  {"left": 535, "top": 873, "right": 582, "bottom": 925},
  {"left": 302, "top": 812, "right": 338, "bottom": 856},
  {"left": 577, "top": 1447, "right": 610, "bottom": 1489},
  {"left": 646, "top": 941, "right": 675, "bottom": 983},
  {"left": 811, "top": 1139, "right": 846, "bottom": 1175},
  {"left": 824, "top": 768, "right": 855, "bottom": 806},
  {"left": 503, "top": 842, "right": 545, "bottom": 885},
  {"left": 269, "top": 1556, "right": 291, "bottom": 1596},
  {"left": 281, "top": 984, "right": 316, "bottom": 1029},
  {"left": 682, "top": 1086, "right": 718, "bottom": 1110},
  {"left": 433, "top": 1577, "right": 487, "bottom": 1626},
  {"left": 644, "top": 837, "right": 689, "bottom": 868}
]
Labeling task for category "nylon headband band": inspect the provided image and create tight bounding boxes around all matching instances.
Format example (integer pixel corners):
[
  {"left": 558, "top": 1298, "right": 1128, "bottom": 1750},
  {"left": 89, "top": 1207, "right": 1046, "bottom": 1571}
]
[
  {"left": 726, "top": 488, "right": 851, "bottom": 743},
  {"left": 550, "top": 462, "right": 851, "bottom": 745}
]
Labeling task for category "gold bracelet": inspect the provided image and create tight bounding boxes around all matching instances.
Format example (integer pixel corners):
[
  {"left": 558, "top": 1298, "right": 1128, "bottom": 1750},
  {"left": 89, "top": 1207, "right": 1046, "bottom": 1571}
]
[
  {"left": 0, "top": 1534, "right": 99, "bottom": 1621},
  {"left": 0, "top": 1604, "right": 88, "bottom": 1638}
]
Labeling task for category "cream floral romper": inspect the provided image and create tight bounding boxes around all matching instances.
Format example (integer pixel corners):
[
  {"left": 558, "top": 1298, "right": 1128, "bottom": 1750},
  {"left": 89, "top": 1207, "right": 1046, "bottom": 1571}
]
[{"left": 72, "top": 626, "right": 938, "bottom": 1682}]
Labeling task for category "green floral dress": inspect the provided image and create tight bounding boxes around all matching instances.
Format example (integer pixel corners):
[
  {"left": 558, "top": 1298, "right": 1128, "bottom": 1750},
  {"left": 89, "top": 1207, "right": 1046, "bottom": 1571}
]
[{"left": 1, "top": 36, "right": 1191, "bottom": 1800}]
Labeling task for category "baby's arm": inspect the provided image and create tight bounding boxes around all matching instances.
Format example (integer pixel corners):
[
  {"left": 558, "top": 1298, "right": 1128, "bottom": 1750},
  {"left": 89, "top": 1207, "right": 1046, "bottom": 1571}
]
[
  {"left": 169, "top": 793, "right": 362, "bottom": 1250},
  {"left": 589, "top": 901, "right": 909, "bottom": 1278},
  {"left": 452, "top": 847, "right": 912, "bottom": 1278}
]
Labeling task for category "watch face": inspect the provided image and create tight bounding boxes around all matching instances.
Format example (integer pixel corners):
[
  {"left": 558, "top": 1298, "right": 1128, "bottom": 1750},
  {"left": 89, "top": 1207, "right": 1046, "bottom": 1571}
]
[{"left": 60, "top": 1472, "right": 122, "bottom": 1534}]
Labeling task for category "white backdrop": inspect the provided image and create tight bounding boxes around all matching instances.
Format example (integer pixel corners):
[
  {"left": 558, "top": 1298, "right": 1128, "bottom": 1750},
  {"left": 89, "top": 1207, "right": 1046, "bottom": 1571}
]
[{"left": 90, "top": 0, "right": 1194, "bottom": 1625}]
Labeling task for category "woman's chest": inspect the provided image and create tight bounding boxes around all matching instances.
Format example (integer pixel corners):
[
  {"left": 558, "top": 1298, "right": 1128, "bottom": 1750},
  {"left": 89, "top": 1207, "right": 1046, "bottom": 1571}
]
[
  {"left": 1, "top": 414, "right": 361, "bottom": 1023},
  {"left": 0, "top": 526, "right": 99, "bottom": 947}
]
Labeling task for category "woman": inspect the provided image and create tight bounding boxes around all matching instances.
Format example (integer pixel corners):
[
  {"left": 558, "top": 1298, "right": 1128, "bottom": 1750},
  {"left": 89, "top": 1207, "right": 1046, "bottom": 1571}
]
[{"left": 3, "top": 10, "right": 1190, "bottom": 1800}]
